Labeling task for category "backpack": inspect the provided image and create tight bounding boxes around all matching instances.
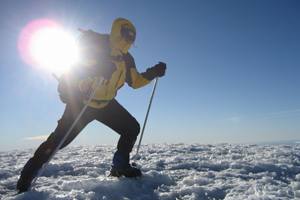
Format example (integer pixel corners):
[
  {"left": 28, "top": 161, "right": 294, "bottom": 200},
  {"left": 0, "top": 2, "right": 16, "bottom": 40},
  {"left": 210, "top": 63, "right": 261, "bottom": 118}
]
[
  {"left": 57, "top": 29, "right": 111, "bottom": 103},
  {"left": 77, "top": 28, "right": 111, "bottom": 63}
]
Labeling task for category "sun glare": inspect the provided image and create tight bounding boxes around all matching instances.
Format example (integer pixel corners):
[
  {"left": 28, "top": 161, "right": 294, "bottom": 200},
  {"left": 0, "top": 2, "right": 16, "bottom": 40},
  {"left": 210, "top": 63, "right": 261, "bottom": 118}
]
[
  {"left": 18, "top": 19, "right": 78, "bottom": 71},
  {"left": 30, "top": 28, "right": 78, "bottom": 71}
]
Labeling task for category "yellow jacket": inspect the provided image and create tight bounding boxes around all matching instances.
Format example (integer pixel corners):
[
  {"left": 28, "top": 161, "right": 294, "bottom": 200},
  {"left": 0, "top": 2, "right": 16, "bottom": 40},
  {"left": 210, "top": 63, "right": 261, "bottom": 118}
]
[{"left": 79, "top": 18, "right": 152, "bottom": 108}]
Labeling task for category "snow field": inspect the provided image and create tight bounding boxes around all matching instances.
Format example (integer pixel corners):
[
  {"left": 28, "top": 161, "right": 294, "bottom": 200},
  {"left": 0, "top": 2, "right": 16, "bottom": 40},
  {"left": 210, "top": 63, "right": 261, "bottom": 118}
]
[{"left": 1, "top": 143, "right": 300, "bottom": 199}]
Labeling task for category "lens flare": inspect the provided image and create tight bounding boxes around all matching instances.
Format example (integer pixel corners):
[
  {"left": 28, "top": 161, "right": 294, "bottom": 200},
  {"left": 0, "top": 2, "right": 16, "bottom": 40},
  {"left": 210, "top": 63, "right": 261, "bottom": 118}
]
[{"left": 18, "top": 19, "right": 78, "bottom": 71}]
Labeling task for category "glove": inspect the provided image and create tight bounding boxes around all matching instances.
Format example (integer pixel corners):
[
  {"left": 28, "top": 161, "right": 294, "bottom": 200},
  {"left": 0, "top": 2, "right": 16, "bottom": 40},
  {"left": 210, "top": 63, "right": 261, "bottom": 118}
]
[
  {"left": 146, "top": 62, "right": 167, "bottom": 79},
  {"left": 100, "top": 61, "right": 117, "bottom": 80}
]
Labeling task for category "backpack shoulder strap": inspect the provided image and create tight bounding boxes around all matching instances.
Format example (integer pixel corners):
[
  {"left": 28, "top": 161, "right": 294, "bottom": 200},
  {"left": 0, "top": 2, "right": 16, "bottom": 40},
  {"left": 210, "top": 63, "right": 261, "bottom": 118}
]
[{"left": 123, "top": 52, "right": 135, "bottom": 68}]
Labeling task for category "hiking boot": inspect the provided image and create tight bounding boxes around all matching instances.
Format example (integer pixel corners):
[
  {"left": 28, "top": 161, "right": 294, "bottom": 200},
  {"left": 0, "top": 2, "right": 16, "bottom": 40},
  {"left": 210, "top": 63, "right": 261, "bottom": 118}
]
[
  {"left": 110, "top": 165, "right": 142, "bottom": 178},
  {"left": 17, "top": 176, "right": 34, "bottom": 193},
  {"left": 110, "top": 151, "right": 141, "bottom": 178},
  {"left": 16, "top": 157, "right": 41, "bottom": 193}
]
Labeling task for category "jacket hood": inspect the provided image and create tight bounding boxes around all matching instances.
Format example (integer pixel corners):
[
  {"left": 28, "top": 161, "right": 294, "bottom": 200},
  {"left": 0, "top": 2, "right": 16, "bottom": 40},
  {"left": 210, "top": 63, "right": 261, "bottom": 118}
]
[{"left": 110, "top": 18, "right": 136, "bottom": 53}]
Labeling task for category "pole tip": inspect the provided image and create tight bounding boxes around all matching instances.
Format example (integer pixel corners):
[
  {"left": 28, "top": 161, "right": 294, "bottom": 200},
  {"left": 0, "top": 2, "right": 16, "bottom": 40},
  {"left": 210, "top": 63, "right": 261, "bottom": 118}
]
[
  {"left": 132, "top": 162, "right": 137, "bottom": 167},
  {"left": 78, "top": 28, "right": 86, "bottom": 33}
]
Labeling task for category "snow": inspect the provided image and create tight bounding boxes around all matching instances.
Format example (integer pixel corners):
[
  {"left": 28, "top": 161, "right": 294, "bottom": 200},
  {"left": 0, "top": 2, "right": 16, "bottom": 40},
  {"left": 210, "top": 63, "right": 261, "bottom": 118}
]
[{"left": 1, "top": 143, "right": 300, "bottom": 199}]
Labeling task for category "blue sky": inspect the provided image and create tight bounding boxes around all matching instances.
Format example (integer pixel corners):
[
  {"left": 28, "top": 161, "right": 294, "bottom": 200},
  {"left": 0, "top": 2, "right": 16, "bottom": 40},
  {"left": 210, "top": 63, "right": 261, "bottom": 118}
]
[{"left": 0, "top": 1, "right": 299, "bottom": 151}]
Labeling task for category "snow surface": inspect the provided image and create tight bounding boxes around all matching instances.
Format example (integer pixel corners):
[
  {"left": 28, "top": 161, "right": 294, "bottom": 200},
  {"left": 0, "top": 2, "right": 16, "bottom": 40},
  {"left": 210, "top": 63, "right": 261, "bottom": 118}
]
[{"left": 1, "top": 143, "right": 300, "bottom": 200}]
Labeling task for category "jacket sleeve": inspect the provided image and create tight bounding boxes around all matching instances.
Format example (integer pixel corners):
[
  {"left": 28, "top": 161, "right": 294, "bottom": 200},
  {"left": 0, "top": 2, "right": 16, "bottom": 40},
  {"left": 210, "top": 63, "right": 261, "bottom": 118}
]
[{"left": 124, "top": 53, "right": 152, "bottom": 89}]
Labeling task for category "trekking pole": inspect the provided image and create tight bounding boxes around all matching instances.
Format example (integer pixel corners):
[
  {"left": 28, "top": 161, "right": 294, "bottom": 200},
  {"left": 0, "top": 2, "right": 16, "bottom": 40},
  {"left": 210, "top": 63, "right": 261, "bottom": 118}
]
[
  {"left": 133, "top": 77, "right": 158, "bottom": 165},
  {"left": 29, "top": 77, "right": 105, "bottom": 190}
]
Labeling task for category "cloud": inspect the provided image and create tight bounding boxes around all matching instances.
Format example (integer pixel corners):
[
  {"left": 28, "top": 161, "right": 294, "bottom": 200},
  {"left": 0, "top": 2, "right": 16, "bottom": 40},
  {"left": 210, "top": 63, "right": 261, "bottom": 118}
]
[
  {"left": 24, "top": 135, "right": 49, "bottom": 140},
  {"left": 270, "top": 109, "right": 300, "bottom": 116},
  {"left": 261, "top": 109, "right": 300, "bottom": 120},
  {"left": 223, "top": 109, "right": 300, "bottom": 122}
]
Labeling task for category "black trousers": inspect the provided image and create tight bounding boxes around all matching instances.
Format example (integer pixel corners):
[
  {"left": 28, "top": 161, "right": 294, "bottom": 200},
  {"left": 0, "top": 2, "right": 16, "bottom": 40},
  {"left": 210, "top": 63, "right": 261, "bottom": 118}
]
[
  {"left": 51, "top": 98, "right": 140, "bottom": 153},
  {"left": 22, "top": 99, "right": 140, "bottom": 178}
]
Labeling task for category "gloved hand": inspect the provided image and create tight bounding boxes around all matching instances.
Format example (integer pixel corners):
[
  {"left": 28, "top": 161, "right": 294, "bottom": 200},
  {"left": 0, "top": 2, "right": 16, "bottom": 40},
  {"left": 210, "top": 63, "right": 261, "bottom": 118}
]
[
  {"left": 146, "top": 62, "right": 167, "bottom": 79},
  {"left": 100, "top": 61, "right": 117, "bottom": 80}
]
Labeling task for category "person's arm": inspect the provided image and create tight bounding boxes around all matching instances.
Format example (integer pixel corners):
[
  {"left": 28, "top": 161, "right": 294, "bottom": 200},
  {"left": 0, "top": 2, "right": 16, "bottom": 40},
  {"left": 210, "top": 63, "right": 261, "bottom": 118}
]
[{"left": 124, "top": 53, "right": 166, "bottom": 89}]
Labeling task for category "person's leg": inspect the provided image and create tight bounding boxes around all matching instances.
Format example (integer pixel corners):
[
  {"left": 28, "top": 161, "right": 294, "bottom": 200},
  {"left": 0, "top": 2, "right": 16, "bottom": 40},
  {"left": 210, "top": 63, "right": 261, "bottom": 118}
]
[
  {"left": 95, "top": 99, "right": 140, "bottom": 158},
  {"left": 94, "top": 99, "right": 142, "bottom": 177},
  {"left": 17, "top": 102, "right": 95, "bottom": 192}
]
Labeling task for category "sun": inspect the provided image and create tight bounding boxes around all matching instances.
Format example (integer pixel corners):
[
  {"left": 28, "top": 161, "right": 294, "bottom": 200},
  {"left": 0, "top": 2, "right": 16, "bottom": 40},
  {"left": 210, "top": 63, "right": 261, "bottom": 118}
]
[
  {"left": 18, "top": 19, "right": 79, "bottom": 71},
  {"left": 30, "top": 28, "right": 78, "bottom": 71}
]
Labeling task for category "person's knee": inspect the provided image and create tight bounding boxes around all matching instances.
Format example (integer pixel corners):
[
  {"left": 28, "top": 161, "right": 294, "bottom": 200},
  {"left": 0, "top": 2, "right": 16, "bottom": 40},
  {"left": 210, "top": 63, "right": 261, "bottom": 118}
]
[
  {"left": 47, "top": 131, "right": 69, "bottom": 150},
  {"left": 33, "top": 140, "right": 55, "bottom": 164},
  {"left": 132, "top": 120, "right": 140, "bottom": 137}
]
